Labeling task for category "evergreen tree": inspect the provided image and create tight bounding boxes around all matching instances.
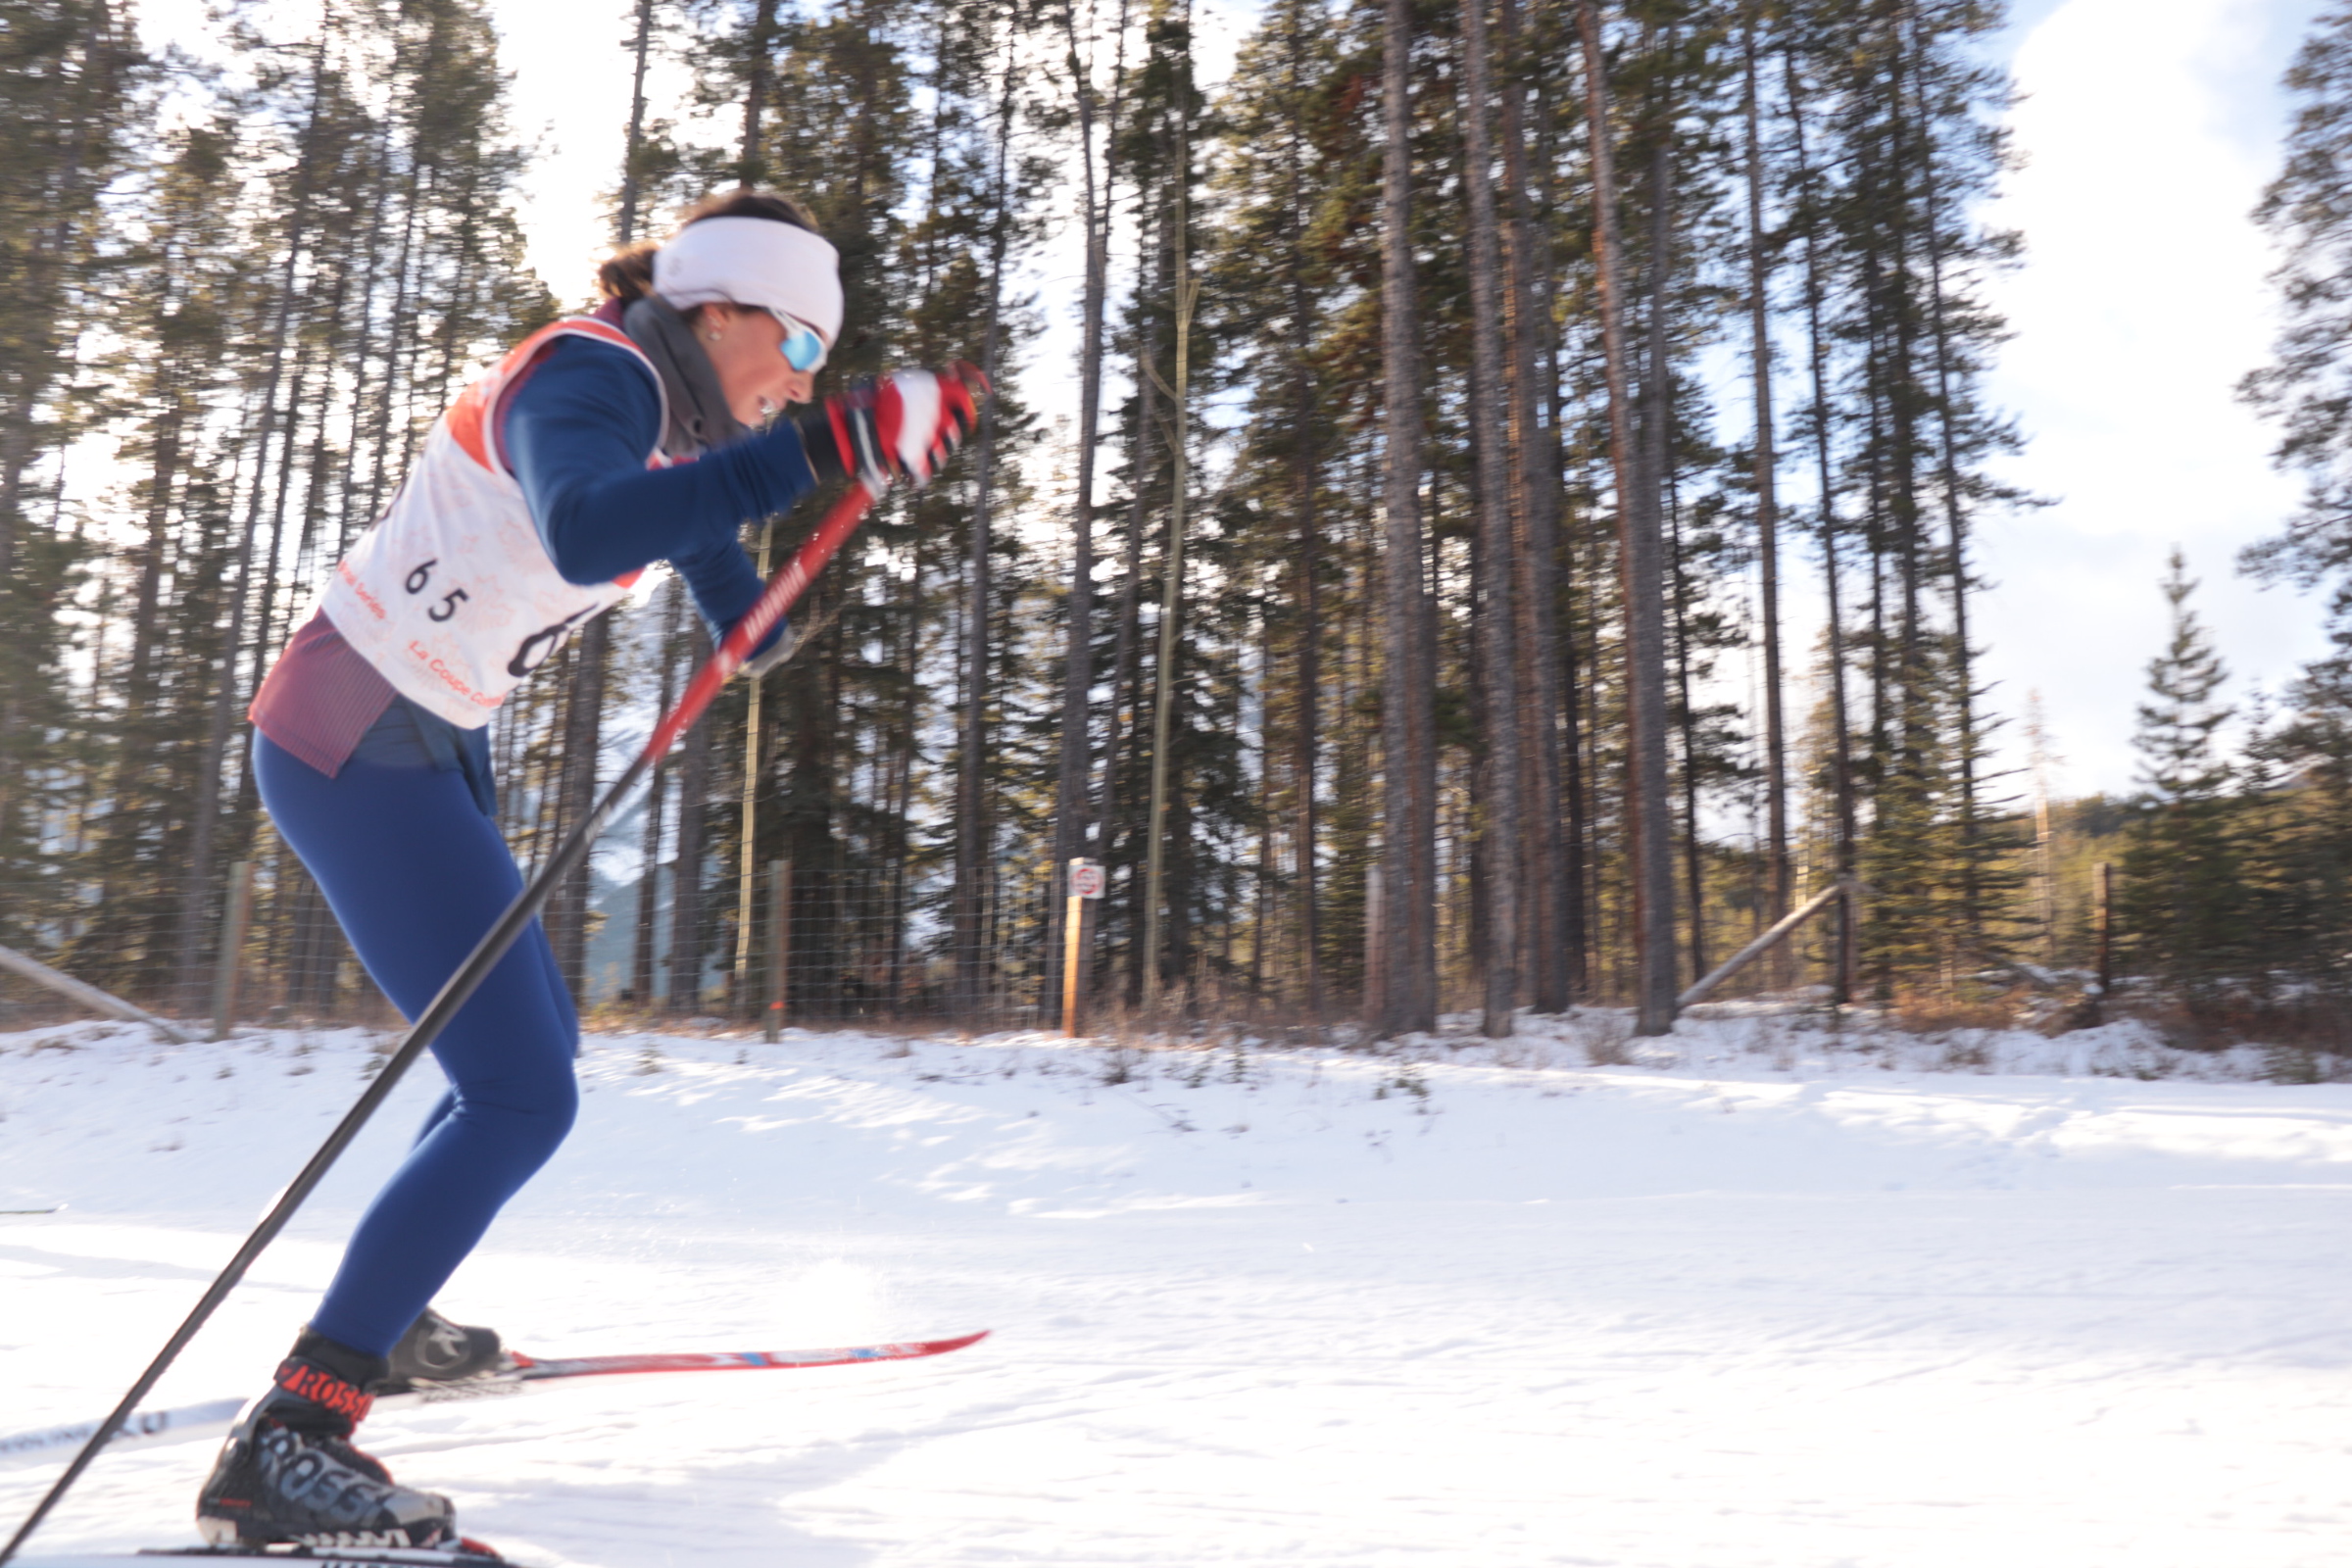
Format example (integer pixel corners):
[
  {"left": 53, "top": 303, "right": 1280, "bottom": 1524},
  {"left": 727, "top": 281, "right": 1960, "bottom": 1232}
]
[
  {"left": 2244, "top": 633, "right": 2352, "bottom": 995},
  {"left": 0, "top": 0, "right": 2080, "bottom": 1033},
  {"left": 2244, "top": 0, "right": 2352, "bottom": 616},
  {"left": 2120, "top": 551, "right": 2245, "bottom": 1002},
  {"left": 0, "top": 0, "right": 134, "bottom": 951}
]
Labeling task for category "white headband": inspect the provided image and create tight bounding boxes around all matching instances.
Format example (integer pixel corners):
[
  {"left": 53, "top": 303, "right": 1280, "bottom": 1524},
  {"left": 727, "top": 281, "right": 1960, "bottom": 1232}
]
[{"left": 653, "top": 216, "right": 844, "bottom": 343}]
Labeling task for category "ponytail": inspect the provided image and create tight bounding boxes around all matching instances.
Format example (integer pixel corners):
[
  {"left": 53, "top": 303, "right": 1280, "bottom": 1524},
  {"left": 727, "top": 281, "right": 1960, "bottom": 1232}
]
[{"left": 597, "top": 240, "right": 660, "bottom": 302}]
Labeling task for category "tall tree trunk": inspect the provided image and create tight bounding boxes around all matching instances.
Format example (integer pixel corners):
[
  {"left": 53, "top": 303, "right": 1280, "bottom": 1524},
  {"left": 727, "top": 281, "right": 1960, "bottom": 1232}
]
[
  {"left": 122, "top": 367, "right": 186, "bottom": 725},
  {"left": 1743, "top": 4, "right": 1788, "bottom": 956},
  {"left": 1887, "top": 34, "right": 1926, "bottom": 859},
  {"left": 617, "top": 0, "right": 659, "bottom": 243},
  {"left": 1141, "top": 72, "right": 1198, "bottom": 1015},
  {"left": 1096, "top": 321, "right": 1153, "bottom": 1002},
  {"left": 1787, "top": 45, "right": 1856, "bottom": 1002},
  {"left": 1575, "top": 0, "right": 1676, "bottom": 1033},
  {"left": 954, "top": 30, "right": 1018, "bottom": 1020},
  {"left": 176, "top": 27, "right": 331, "bottom": 1008},
  {"left": 335, "top": 105, "right": 398, "bottom": 554},
  {"left": 550, "top": 615, "right": 610, "bottom": 994},
  {"left": 1284, "top": 1, "right": 1324, "bottom": 1022},
  {"left": 883, "top": 558, "right": 924, "bottom": 1005},
  {"left": 1641, "top": 28, "right": 1691, "bottom": 981},
  {"left": 0, "top": 0, "right": 124, "bottom": 580},
  {"left": 233, "top": 338, "right": 324, "bottom": 833},
  {"left": 366, "top": 170, "right": 419, "bottom": 521},
  {"left": 1459, "top": 0, "right": 1520, "bottom": 1037},
  {"left": 1251, "top": 604, "right": 1273, "bottom": 1004},
  {"left": 1047, "top": 0, "right": 1126, "bottom": 1021},
  {"left": 1533, "top": 118, "right": 1592, "bottom": 1002},
  {"left": 1495, "top": 0, "right": 1566, "bottom": 1013},
  {"left": 1373, "top": 0, "right": 1438, "bottom": 1037},
  {"left": 667, "top": 624, "right": 712, "bottom": 1011},
  {"left": 1667, "top": 466, "right": 1705, "bottom": 981},
  {"left": 554, "top": 0, "right": 666, "bottom": 1004},
  {"left": 1915, "top": 19, "right": 1982, "bottom": 959},
  {"left": 738, "top": 0, "right": 781, "bottom": 185},
  {"left": 633, "top": 582, "right": 682, "bottom": 1004}
]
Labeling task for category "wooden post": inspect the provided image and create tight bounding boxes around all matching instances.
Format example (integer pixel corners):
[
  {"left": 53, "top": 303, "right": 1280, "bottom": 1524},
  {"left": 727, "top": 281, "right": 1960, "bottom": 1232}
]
[
  {"left": 765, "top": 859, "right": 790, "bottom": 1043},
  {"left": 1062, "top": 895, "right": 1086, "bottom": 1035},
  {"left": 1063, "top": 858, "right": 1102, "bottom": 1036},
  {"left": 733, "top": 521, "right": 775, "bottom": 1016},
  {"left": 1678, "top": 879, "right": 1852, "bottom": 1007},
  {"left": 2091, "top": 860, "right": 2114, "bottom": 1023},
  {"left": 0, "top": 944, "right": 190, "bottom": 1043},
  {"left": 211, "top": 860, "right": 253, "bottom": 1042},
  {"left": 1363, "top": 862, "right": 1386, "bottom": 1021},
  {"left": 1834, "top": 875, "right": 1857, "bottom": 1008}
]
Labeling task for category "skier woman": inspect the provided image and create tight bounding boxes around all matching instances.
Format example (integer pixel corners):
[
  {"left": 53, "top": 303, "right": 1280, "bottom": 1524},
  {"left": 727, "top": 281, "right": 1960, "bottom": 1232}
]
[{"left": 196, "top": 188, "right": 981, "bottom": 1550}]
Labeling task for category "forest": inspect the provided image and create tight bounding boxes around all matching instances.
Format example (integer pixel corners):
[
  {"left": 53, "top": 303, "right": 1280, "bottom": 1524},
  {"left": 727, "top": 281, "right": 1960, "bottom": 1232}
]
[{"left": 7, "top": 0, "right": 2352, "bottom": 1049}]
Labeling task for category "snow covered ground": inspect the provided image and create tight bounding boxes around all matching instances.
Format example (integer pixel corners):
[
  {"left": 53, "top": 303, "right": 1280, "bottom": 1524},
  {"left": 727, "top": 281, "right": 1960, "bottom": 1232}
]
[{"left": 3, "top": 1010, "right": 2350, "bottom": 1566}]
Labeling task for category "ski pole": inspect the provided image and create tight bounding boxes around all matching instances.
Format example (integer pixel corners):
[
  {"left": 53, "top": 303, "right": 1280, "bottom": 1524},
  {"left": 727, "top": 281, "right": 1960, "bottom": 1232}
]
[{"left": 0, "top": 478, "right": 882, "bottom": 1566}]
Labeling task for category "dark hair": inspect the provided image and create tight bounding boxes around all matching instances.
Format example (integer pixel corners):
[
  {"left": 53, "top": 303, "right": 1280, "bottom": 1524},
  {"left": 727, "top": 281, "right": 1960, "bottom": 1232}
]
[{"left": 597, "top": 187, "right": 823, "bottom": 303}]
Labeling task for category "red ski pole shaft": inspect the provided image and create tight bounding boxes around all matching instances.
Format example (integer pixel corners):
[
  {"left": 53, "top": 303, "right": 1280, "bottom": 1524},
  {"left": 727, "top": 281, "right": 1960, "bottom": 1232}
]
[
  {"left": 0, "top": 478, "right": 881, "bottom": 1566},
  {"left": 647, "top": 477, "right": 873, "bottom": 761}
]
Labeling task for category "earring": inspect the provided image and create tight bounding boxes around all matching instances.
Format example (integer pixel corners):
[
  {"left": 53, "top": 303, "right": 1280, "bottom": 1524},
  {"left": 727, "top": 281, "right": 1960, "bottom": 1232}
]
[{"left": 707, "top": 330, "right": 723, "bottom": 342}]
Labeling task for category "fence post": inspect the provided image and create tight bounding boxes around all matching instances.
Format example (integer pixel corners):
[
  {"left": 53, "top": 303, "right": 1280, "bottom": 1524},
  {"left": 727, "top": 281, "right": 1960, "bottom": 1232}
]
[
  {"left": 2091, "top": 861, "right": 2114, "bottom": 1024},
  {"left": 1678, "top": 880, "right": 1852, "bottom": 1008},
  {"left": 1834, "top": 876, "right": 1857, "bottom": 1008},
  {"left": 1063, "top": 858, "right": 1103, "bottom": 1036},
  {"left": 1062, "top": 899, "right": 1084, "bottom": 1037},
  {"left": 0, "top": 944, "right": 190, "bottom": 1043},
  {"left": 765, "top": 859, "right": 790, "bottom": 1043},
  {"left": 211, "top": 860, "right": 253, "bottom": 1042},
  {"left": 1363, "top": 863, "right": 1385, "bottom": 1021}
]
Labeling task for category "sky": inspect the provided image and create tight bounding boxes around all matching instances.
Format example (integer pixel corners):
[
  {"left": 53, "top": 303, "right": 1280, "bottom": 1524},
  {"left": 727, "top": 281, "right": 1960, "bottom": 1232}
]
[
  {"left": 135, "top": 0, "right": 2339, "bottom": 803},
  {"left": 1970, "top": 0, "right": 2331, "bottom": 801}
]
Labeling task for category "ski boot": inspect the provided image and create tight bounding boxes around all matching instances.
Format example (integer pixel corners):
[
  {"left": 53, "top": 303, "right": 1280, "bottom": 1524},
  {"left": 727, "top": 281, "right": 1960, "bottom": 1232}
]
[
  {"left": 387, "top": 1304, "right": 506, "bottom": 1389},
  {"left": 196, "top": 1327, "right": 457, "bottom": 1549}
]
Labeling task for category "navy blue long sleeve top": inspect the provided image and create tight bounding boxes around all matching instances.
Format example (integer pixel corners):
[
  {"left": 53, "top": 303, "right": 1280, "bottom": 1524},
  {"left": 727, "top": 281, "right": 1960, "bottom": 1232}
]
[
  {"left": 496, "top": 333, "right": 845, "bottom": 641},
  {"left": 250, "top": 327, "right": 852, "bottom": 779}
]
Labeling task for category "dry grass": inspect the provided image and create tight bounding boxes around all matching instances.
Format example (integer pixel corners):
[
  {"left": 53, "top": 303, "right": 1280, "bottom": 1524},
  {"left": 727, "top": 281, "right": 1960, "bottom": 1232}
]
[
  {"left": 1890, "top": 994, "right": 2023, "bottom": 1035},
  {"left": 2119, "top": 995, "right": 2352, "bottom": 1081},
  {"left": 1575, "top": 1012, "right": 1638, "bottom": 1066}
]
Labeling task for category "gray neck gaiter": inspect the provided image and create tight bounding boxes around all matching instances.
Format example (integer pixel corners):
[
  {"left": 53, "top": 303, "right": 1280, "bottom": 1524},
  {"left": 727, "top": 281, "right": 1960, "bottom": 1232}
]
[{"left": 620, "top": 296, "right": 748, "bottom": 459}]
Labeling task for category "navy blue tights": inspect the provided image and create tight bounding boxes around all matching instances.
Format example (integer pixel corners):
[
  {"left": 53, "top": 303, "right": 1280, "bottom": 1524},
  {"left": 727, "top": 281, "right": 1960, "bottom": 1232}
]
[{"left": 255, "top": 728, "right": 579, "bottom": 1358}]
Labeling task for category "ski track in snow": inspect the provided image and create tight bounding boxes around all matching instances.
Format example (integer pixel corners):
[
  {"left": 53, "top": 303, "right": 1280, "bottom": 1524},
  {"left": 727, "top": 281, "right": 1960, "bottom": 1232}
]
[{"left": 1, "top": 1010, "right": 2348, "bottom": 1566}]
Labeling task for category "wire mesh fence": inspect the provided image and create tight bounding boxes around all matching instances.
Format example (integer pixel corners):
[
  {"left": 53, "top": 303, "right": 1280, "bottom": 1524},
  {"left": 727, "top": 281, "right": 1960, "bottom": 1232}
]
[
  {"left": 2, "top": 757, "right": 1845, "bottom": 1044},
  {"left": 0, "top": 832, "right": 1110, "bottom": 1039},
  {"left": 1, "top": 817, "right": 1853, "bottom": 1041},
  {"left": 586, "top": 853, "right": 1073, "bottom": 1031}
]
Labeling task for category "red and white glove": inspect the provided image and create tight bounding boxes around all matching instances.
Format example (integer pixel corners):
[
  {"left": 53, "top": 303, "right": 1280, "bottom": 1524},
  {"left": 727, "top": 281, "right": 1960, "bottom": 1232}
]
[{"left": 827, "top": 363, "right": 987, "bottom": 491}]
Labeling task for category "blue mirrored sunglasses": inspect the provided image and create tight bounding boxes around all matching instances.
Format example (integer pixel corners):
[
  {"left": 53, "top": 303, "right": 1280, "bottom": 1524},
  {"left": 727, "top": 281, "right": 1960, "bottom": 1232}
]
[{"left": 769, "top": 311, "right": 828, "bottom": 372}]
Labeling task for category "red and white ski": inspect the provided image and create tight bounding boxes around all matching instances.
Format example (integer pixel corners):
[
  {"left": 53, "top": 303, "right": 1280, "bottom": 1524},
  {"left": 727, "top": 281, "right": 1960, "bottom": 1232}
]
[
  {"left": 0, "top": 1331, "right": 989, "bottom": 1468},
  {"left": 411, "top": 1330, "right": 990, "bottom": 1398}
]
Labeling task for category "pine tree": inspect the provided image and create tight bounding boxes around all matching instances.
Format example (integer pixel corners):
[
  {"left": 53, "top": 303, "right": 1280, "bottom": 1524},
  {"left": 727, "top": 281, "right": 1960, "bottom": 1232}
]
[
  {"left": 2120, "top": 550, "right": 2245, "bottom": 1003},
  {"left": 1371, "top": 0, "right": 1437, "bottom": 1036},
  {"left": 1576, "top": 0, "right": 1677, "bottom": 1033},
  {"left": 2244, "top": 1, "right": 2352, "bottom": 611},
  {"left": 0, "top": 0, "right": 134, "bottom": 950},
  {"left": 2244, "top": 632, "right": 2352, "bottom": 996}
]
